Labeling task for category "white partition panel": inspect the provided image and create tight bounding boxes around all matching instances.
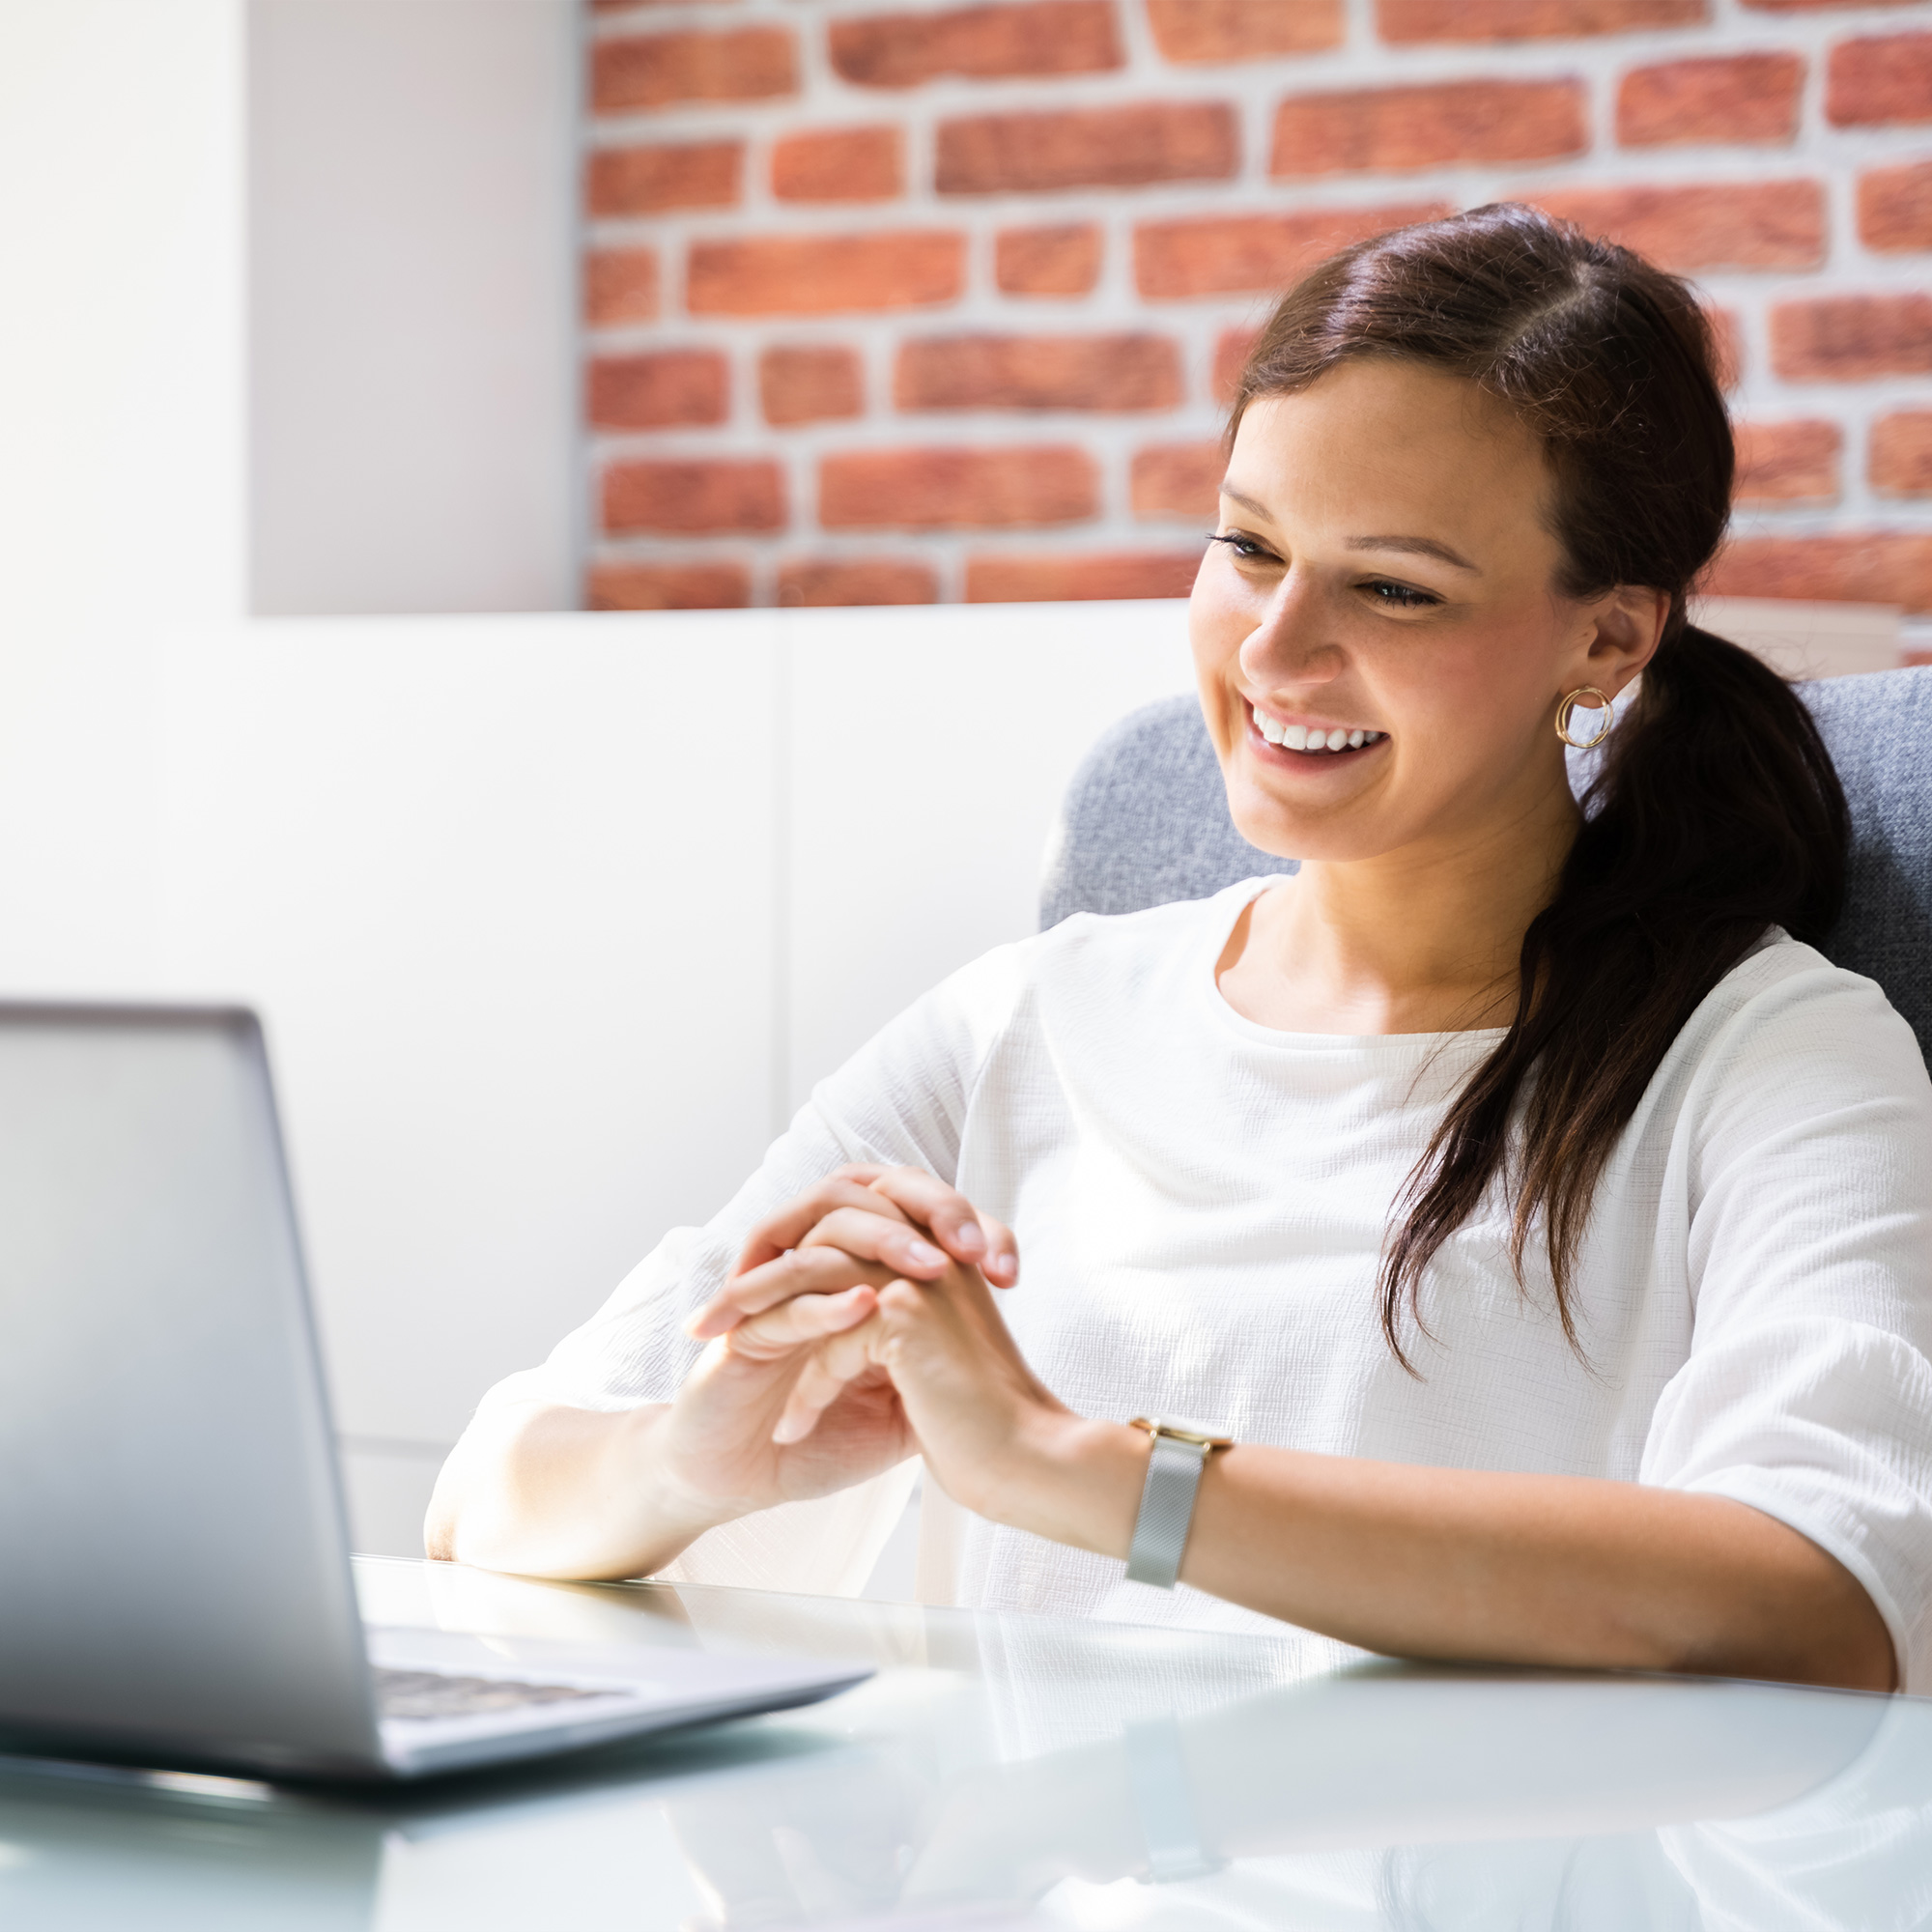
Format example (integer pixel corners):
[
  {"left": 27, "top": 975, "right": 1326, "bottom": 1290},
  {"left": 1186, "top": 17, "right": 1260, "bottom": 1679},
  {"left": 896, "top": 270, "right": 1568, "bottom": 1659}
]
[
  {"left": 781, "top": 600, "right": 1198, "bottom": 1115},
  {"left": 1692, "top": 598, "right": 1900, "bottom": 682},
  {"left": 0, "top": 598, "right": 1197, "bottom": 1554},
  {"left": 150, "top": 614, "right": 782, "bottom": 1472}
]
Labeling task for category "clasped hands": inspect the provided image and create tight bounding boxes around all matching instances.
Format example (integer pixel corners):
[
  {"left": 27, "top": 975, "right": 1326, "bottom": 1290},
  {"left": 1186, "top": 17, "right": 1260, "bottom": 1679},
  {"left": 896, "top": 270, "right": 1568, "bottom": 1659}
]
[{"left": 656, "top": 1166, "right": 1118, "bottom": 1552}]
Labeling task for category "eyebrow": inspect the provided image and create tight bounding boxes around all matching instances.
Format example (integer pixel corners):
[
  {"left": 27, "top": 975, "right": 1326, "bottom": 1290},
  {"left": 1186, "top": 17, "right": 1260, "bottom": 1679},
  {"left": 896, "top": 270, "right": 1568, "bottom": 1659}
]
[
  {"left": 1347, "top": 534, "right": 1481, "bottom": 574},
  {"left": 1217, "top": 486, "right": 1481, "bottom": 576}
]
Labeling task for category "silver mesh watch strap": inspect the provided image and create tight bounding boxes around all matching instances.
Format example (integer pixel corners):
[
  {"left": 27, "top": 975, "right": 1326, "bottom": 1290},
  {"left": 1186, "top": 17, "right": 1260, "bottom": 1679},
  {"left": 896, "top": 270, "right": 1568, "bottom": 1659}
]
[{"left": 1124, "top": 1420, "right": 1230, "bottom": 1588}]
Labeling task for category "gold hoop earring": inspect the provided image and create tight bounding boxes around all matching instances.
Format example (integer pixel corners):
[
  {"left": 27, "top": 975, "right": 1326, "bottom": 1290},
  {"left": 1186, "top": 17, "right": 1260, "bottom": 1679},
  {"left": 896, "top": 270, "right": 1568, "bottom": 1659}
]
[{"left": 1555, "top": 687, "right": 1613, "bottom": 751}]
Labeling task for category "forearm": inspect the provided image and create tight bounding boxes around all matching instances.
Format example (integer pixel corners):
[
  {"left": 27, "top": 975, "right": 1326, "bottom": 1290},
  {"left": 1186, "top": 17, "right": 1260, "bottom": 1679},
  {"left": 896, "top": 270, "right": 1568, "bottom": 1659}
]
[
  {"left": 424, "top": 1401, "right": 720, "bottom": 1581},
  {"left": 989, "top": 1419, "right": 1895, "bottom": 1690}
]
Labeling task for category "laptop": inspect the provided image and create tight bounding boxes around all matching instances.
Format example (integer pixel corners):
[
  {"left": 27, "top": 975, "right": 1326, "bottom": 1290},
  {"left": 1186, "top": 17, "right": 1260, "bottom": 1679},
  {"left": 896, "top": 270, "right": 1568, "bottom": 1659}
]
[{"left": 0, "top": 1004, "right": 871, "bottom": 1781}]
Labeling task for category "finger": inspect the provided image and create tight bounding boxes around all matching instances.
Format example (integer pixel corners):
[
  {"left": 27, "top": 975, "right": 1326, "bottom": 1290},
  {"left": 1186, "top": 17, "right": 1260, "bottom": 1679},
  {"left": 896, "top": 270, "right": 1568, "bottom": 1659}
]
[
  {"left": 772, "top": 1321, "right": 883, "bottom": 1444},
  {"left": 729, "top": 1175, "right": 913, "bottom": 1281},
  {"left": 977, "top": 1221, "right": 1018, "bottom": 1289},
  {"left": 798, "top": 1206, "right": 952, "bottom": 1278},
  {"left": 687, "top": 1245, "right": 895, "bottom": 1341},
  {"left": 864, "top": 1169, "right": 1021, "bottom": 1287},
  {"left": 771, "top": 1352, "right": 850, "bottom": 1445},
  {"left": 723, "top": 1285, "right": 877, "bottom": 1365}
]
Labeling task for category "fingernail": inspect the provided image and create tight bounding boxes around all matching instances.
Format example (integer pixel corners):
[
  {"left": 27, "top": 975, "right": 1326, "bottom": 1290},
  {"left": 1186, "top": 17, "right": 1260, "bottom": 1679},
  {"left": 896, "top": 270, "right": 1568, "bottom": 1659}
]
[
  {"left": 988, "top": 1253, "right": 1015, "bottom": 1280},
  {"left": 952, "top": 1222, "right": 985, "bottom": 1256},
  {"left": 905, "top": 1238, "right": 945, "bottom": 1267}
]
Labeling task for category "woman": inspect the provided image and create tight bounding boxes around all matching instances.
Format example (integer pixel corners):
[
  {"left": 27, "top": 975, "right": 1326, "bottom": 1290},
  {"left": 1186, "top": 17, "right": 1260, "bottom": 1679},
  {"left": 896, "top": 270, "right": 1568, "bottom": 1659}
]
[{"left": 430, "top": 206, "right": 1932, "bottom": 1692}]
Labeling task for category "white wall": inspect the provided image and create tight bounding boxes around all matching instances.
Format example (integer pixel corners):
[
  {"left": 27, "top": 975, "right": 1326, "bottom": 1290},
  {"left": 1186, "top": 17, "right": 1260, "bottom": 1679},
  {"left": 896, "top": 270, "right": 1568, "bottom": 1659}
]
[
  {"left": 249, "top": 0, "right": 581, "bottom": 614},
  {"left": 0, "top": 0, "right": 245, "bottom": 636},
  {"left": 0, "top": 0, "right": 247, "bottom": 1009}
]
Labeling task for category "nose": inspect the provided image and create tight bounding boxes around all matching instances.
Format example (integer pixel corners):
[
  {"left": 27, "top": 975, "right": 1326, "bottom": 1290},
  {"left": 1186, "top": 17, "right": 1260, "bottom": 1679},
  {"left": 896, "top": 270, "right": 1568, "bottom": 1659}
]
[{"left": 1238, "top": 564, "right": 1343, "bottom": 692}]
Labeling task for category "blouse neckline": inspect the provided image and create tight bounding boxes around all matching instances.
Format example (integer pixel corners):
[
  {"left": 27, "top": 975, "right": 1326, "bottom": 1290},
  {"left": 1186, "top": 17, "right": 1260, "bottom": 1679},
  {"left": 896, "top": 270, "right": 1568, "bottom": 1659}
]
[{"left": 1197, "top": 876, "right": 1512, "bottom": 1054}]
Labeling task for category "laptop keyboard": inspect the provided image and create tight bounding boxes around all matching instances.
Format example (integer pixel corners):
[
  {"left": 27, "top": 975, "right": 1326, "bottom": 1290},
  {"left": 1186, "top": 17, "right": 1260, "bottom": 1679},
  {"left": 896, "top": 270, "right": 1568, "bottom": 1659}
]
[{"left": 375, "top": 1667, "right": 619, "bottom": 1723}]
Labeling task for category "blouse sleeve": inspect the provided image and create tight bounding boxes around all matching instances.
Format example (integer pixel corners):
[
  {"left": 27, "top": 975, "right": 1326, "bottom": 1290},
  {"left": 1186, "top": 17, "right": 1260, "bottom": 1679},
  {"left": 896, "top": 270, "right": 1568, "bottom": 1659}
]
[
  {"left": 1639, "top": 954, "right": 1932, "bottom": 1690},
  {"left": 466, "top": 939, "right": 1030, "bottom": 1595}
]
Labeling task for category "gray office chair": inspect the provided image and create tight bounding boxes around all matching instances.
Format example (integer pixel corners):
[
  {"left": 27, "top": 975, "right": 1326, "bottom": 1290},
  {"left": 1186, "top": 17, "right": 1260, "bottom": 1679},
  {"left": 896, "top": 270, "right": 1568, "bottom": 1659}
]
[{"left": 1041, "top": 668, "right": 1932, "bottom": 1067}]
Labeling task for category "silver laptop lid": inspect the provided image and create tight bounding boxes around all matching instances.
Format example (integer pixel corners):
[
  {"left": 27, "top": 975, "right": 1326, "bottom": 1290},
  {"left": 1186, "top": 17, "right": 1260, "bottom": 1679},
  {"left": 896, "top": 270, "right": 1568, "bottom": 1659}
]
[{"left": 0, "top": 1006, "right": 384, "bottom": 1778}]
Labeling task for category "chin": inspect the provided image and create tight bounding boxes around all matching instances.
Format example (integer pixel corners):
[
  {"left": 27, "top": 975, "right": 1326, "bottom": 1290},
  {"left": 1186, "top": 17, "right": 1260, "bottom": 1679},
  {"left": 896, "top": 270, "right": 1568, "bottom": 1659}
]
[
  {"left": 1225, "top": 790, "right": 1324, "bottom": 863},
  {"left": 1222, "top": 770, "right": 1372, "bottom": 865}
]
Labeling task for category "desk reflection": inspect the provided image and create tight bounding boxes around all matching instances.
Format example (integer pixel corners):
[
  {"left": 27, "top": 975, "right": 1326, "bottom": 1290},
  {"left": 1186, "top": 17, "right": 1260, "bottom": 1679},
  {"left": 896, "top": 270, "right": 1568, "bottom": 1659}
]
[{"left": 1, "top": 1561, "right": 1923, "bottom": 1931}]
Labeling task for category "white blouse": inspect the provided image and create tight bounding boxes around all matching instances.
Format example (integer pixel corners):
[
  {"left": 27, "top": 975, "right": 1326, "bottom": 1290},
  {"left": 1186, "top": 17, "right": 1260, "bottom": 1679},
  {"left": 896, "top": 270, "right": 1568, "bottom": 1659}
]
[{"left": 477, "top": 879, "right": 1932, "bottom": 1689}]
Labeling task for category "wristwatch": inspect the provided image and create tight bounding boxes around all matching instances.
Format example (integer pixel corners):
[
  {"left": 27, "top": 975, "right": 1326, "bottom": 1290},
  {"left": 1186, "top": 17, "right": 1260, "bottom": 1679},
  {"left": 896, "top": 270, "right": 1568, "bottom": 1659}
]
[{"left": 1124, "top": 1418, "right": 1234, "bottom": 1589}]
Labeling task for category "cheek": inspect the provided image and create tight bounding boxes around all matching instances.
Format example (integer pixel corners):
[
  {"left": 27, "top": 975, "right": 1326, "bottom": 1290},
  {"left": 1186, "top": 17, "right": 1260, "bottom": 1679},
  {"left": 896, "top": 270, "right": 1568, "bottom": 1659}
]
[
  {"left": 1187, "top": 557, "right": 1249, "bottom": 746},
  {"left": 1379, "top": 610, "right": 1558, "bottom": 753}
]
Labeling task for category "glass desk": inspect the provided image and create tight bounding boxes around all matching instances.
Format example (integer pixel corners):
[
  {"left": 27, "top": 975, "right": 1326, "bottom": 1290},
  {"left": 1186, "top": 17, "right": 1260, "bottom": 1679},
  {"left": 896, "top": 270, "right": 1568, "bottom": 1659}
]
[{"left": 3, "top": 1554, "right": 1926, "bottom": 1929}]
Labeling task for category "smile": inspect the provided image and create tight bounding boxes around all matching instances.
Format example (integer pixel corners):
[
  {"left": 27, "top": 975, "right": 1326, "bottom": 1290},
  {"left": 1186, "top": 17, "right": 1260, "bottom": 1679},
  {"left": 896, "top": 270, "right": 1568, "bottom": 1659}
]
[{"left": 1248, "top": 702, "right": 1386, "bottom": 756}]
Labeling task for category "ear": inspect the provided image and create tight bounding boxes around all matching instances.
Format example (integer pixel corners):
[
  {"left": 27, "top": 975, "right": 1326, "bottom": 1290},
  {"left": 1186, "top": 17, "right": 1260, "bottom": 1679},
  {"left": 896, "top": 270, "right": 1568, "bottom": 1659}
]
[{"left": 1574, "top": 585, "right": 1670, "bottom": 698}]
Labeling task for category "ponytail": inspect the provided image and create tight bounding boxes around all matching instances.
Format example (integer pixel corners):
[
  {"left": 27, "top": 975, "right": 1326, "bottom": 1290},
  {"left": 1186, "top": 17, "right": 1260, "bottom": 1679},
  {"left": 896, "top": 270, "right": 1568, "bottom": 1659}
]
[{"left": 1378, "top": 623, "right": 1848, "bottom": 1367}]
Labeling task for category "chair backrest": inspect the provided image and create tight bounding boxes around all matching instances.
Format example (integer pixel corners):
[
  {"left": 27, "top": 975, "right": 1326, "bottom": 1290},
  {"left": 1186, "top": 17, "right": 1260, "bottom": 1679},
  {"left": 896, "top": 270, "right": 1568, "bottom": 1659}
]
[{"left": 1040, "top": 668, "right": 1932, "bottom": 1068}]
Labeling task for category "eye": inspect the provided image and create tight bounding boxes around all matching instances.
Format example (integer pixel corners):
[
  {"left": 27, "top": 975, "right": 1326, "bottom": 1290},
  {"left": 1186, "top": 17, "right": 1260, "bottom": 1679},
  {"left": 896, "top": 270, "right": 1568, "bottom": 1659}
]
[
  {"left": 1362, "top": 579, "right": 1439, "bottom": 610},
  {"left": 1208, "top": 530, "right": 1279, "bottom": 564}
]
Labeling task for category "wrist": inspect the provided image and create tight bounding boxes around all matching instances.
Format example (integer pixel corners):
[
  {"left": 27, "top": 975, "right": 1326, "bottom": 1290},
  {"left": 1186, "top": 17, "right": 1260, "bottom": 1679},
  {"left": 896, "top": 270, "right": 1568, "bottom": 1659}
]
[
  {"left": 983, "top": 1408, "right": 1147, "bottom": 1559},
  {"left": 625, "top": 1406, "right": 743, "bottom": 1546}
]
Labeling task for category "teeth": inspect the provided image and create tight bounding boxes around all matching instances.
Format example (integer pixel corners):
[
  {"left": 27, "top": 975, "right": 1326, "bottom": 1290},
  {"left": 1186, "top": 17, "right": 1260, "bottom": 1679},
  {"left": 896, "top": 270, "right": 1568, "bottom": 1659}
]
[{"left": 1254, "top": 707, "right": 1387, "bottom": 753}]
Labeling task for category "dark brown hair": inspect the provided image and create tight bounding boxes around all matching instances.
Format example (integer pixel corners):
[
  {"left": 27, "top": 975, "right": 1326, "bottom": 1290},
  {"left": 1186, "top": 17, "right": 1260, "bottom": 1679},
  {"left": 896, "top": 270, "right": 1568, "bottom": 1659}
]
[{"left": 1230, "top": 203, "right": 1849, "bottom": 1370}]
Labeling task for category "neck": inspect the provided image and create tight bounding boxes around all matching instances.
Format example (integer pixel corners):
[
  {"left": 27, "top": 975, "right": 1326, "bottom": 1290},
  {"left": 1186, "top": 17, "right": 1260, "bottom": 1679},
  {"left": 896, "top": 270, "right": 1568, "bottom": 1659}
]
[{"left": 1225, "top": 773, "right": 1581, "bottom": 1037}]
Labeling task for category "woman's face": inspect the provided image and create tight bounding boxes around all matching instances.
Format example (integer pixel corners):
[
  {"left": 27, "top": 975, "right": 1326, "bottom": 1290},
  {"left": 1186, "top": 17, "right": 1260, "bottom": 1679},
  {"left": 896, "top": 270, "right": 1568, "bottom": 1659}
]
[{"left": 1189, "top": 358, "right": 1657, "bottom": 866}]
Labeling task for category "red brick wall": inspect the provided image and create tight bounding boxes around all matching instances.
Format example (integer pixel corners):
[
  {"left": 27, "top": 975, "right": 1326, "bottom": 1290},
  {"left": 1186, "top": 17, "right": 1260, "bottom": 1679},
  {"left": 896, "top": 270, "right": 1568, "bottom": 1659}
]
[{"left": 583, "top": 0, "right": 1932, "bottom": 621}]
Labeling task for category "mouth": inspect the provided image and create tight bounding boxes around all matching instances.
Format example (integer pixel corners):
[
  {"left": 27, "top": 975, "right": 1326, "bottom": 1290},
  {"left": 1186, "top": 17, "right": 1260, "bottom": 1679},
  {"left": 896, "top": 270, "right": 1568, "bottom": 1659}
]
[{"left": 1247, "top": 700, "right": 1386, "bottom": 760}]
